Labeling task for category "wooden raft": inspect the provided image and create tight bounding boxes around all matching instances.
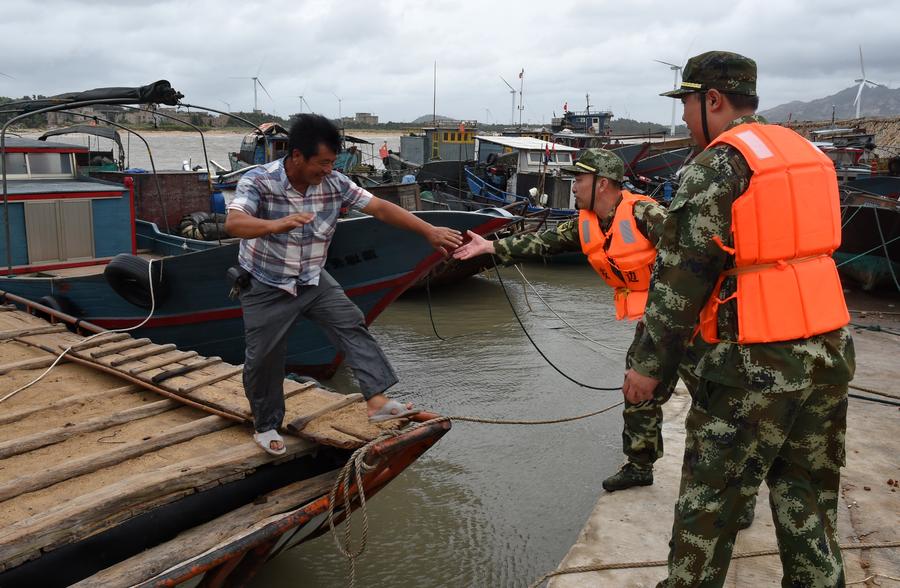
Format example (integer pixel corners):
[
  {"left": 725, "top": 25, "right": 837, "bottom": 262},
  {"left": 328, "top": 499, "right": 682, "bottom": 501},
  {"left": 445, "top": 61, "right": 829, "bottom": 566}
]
[{"left": 0, "top": 309, "right": 406, "bottom": 573}]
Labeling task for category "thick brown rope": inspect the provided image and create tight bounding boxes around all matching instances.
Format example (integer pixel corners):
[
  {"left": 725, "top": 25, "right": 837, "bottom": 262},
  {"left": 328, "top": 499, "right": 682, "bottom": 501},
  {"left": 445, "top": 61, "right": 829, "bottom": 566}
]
[
  {"left": 850, "top": 383, "right": 900, "bottom": 401},
  {"left": 449, "top": 401, "right": 623, "bottom": 425},
  {"left": 528, "top": 540, "right": 900, "bottom": 588}
]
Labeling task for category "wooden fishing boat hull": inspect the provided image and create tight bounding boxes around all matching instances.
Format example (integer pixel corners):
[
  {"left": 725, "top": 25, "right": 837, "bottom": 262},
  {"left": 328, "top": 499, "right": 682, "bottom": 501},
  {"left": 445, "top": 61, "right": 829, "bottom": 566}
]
[
  {"left": 0, "top": 417, "right": 450, "bottom": 588},
  {"left": 0, "top": 305, "right": 451, "bottom": 587}
]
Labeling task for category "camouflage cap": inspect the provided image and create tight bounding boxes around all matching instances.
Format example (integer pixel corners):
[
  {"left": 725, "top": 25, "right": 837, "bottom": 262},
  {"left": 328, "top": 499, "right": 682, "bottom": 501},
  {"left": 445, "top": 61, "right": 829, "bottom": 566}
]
[
  {"left": 560, "top": 148, "right": 625, "bottom": 182},
  {"left": 661, "top": 51, "right": 757, "bottom": 98}
]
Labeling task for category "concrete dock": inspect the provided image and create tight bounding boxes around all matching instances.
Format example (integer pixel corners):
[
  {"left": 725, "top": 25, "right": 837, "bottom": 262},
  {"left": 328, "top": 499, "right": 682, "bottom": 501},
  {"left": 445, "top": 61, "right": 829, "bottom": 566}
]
[{"left": 549, "top": 327, "right": 900, "bottom": 587}]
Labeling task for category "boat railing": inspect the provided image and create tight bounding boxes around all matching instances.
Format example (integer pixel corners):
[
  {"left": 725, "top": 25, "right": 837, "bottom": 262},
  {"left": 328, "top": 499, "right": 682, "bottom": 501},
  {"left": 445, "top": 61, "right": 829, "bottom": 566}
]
[{"left": 1, "top": 86, "right": 277, "bottom": 274}]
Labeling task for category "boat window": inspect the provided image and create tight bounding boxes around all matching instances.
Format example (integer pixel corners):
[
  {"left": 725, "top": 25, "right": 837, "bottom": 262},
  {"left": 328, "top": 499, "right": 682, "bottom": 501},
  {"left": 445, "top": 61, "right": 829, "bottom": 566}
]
[
  {"left": 28, "top": 153, "right": 73, "bottom": 176},
  {"left": 527, "top": 152, "right": 543, "bottom": 164},
  {"left": 555, "top": 152, "right": 573, "bottom": 164},
  {"left": 1, "top": 153, "right": 27, "bottom": 175}
]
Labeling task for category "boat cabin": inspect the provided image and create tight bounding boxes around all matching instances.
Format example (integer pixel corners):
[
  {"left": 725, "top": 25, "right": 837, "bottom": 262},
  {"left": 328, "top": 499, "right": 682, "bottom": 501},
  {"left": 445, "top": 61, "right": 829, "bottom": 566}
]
[
  {"left": 38, "top": 125, "right": 125, "bottom": 173},
  {"left": 1, "top": 137, "right": 134, "bottom": 276},
  {"left": 551, "top": 108, "right": 613, "bottom": 134},
  {"left": 474, "top": 135, "right": 579, "bottom": 209},
  {"left": 399, "top": 121, "right": 478, "bottom": 166},
  {"left": 231, "top": 122, "right": 290, "bottom": 169}
]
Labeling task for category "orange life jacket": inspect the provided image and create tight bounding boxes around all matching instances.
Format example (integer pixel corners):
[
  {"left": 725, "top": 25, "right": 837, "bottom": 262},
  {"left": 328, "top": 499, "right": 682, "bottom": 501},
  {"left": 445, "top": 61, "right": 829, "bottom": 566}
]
[
  {"left": 579, "top": 191, "right": 657, "bottom": 320},
  {"left": 698, "top": 123, "right": 849, "bottom": 343}
]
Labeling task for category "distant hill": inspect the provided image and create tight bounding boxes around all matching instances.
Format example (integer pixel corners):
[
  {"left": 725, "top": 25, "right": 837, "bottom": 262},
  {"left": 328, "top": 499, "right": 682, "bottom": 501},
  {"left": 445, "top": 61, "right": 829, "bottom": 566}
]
[
  {"left": 761, "top": 85, "right": 900, "bottom": 122},
  {"left": 609, "top": 118, "right": 677, "bottom": 135}
]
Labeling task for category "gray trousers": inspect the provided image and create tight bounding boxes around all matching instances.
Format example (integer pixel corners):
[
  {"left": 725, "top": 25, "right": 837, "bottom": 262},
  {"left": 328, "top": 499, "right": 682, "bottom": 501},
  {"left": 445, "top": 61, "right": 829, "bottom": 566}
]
[{"left": 239, "top": 270, "right": 398, "bottom": 432}]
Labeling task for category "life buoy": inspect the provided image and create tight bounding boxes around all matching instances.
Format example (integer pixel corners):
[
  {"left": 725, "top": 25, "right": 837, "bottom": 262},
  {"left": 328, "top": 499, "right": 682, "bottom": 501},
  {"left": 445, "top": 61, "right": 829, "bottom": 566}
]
[{"left": 104, "top": 254, "right": 168, "bottom": 309}]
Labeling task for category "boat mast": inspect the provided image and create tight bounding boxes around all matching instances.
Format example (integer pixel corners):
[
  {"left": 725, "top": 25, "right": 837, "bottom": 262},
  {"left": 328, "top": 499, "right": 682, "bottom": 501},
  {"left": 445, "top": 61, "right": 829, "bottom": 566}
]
[{"left": 518, "top": 68, "right": 525, "bottom": 128}]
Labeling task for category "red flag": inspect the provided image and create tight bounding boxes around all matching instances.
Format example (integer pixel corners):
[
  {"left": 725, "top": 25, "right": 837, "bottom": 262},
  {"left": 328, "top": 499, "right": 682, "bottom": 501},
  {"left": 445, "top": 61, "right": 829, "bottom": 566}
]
[
  {"left": 544, "top": 143, "right": 551, "bottom": 164},
  {"left": 563, "top": 101, "right": 568, "bottom": 113}
]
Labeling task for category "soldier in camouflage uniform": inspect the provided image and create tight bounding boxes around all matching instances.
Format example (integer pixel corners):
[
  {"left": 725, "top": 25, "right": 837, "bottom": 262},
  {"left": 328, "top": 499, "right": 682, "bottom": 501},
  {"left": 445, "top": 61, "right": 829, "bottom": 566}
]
[
  {"left": 622, "top": 51, "right": 855, "bottom": 587},
  {"left": 454, "top": 149, "right": 707, "bottom": 493}
]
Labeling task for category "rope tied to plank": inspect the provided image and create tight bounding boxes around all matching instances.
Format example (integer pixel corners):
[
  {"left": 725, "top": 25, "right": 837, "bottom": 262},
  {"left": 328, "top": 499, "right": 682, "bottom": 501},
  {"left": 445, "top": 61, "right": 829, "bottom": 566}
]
[{"left": 327, "top": 401, "right": 625, "bottom": 587}]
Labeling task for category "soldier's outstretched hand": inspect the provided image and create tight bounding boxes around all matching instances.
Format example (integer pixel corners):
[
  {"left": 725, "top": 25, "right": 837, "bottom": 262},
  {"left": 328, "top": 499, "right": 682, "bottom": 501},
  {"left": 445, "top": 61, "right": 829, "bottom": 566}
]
[{"left": 452, "top": 230, "right": 495, "bottom": 260}]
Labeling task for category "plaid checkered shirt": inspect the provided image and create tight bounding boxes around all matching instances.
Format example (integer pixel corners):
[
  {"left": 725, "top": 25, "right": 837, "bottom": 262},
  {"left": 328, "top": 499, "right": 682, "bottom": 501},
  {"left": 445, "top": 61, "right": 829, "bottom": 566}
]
[{"left": 227, "top": 158, "right": 373, "bottom": 294}]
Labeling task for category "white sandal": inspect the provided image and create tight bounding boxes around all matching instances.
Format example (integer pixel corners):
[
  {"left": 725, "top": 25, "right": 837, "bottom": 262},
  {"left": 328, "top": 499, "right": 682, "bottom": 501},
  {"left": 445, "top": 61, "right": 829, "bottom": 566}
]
[{"left": 253, "top": 429, "right": 286, "bottom": 456}]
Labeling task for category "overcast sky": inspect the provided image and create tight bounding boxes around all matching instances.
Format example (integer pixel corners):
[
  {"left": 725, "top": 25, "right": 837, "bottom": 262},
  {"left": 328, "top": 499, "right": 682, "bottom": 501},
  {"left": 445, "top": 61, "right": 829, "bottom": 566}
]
[{"left": 1, "top": 0, "right": 897, "bottom": 126}]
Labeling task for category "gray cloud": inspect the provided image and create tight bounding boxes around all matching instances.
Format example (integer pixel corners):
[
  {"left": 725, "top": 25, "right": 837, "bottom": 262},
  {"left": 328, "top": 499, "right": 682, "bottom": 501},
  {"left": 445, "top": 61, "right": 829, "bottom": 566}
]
[{"left": 1, "top": 0, "right": 897, "bottom": 125}]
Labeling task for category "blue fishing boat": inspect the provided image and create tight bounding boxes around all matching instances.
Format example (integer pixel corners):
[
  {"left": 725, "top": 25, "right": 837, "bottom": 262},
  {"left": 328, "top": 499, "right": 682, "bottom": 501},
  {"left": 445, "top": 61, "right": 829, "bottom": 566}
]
[
  {"left": 469, "top": 135, "right": 579, "bottom": 217},
  {"left": 1, "top": 87, "right": 519, "bottom": 378}
]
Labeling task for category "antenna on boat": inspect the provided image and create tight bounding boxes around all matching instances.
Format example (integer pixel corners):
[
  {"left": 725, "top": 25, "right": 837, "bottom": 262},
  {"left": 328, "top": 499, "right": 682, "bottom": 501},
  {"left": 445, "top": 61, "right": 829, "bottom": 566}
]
[
  {"left": 432, "top": 61, "right": 437, "bottom": 126},
  {"left": 655, "top": 59, "right": 683, "bottom": 136},
  {"left": 500, "top": 75, "right": 516, "bottom": 126}
]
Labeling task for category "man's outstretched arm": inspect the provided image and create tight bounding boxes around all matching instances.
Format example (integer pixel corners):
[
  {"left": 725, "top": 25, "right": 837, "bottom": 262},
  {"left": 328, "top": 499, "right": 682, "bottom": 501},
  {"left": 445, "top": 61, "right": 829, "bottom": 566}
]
[{"left": 361, "top": 197, "right": 463, "bottom": 255}]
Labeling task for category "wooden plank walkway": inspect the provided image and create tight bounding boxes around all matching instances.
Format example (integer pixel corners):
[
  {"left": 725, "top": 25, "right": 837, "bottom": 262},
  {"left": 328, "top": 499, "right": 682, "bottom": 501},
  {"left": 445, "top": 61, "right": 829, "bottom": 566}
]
[{"left": 0, "top": 308, "right": 408, "bottom": 574}]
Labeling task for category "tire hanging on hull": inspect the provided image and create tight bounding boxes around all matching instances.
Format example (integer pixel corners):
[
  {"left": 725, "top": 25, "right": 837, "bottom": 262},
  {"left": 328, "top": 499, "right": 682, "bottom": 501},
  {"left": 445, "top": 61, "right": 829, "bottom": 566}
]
[{"left": 104, "top": 254, "right": 168, "bottom": 309}]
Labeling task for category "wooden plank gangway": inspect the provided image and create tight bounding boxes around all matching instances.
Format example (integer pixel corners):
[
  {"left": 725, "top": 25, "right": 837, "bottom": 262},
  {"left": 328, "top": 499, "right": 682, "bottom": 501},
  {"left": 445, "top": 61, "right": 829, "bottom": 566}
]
[{"left": 0, "top": 306, "right": 427, "bottom": 583}]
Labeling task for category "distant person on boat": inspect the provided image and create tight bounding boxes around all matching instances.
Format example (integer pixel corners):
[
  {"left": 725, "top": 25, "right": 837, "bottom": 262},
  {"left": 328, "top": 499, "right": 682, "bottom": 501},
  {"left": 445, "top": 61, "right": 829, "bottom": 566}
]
[
  {"left": 225, "top": 114, "right": 463, "bottom": 455},
  {"left": 452, "top": 148, "right": 709, "bottom": 493},
  {"left": 623, "top": 51, "right": 854, "bottom": 586},
  {"left": 379, "top": 141, "right": 389, "bottom": 166}
]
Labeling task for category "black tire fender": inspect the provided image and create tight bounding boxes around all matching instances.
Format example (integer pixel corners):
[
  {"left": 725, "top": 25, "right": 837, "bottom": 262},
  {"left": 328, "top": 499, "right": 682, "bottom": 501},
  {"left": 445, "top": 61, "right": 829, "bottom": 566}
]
[
  {"left": 32, "top": 295, "right": 80, "bottom": 330},
  {"left": 104, "top": 254, "right": 167, "bottom": 309}
]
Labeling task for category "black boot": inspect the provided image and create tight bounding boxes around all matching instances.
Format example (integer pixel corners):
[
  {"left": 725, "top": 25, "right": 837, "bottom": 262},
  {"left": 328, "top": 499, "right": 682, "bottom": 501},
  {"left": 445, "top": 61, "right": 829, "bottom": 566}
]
[{"left": 602, "top": 463, "right": 654, "bottom": 492}]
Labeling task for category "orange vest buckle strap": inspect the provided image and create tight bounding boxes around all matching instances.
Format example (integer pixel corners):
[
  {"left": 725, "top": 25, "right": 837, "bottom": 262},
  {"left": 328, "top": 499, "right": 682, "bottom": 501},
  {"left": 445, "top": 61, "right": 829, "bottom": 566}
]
[
  {"left": 579, "top": 191, "right": 657, "bottom": 320},
  {"left": 699, "top": 123, "right": 850, "bottom": 344}
]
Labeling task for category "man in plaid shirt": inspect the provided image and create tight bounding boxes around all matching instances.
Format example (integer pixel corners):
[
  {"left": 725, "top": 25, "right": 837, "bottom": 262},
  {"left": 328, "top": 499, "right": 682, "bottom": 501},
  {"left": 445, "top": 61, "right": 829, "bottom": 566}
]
[{"left": 226, "top": 114, "right": 462, "bottom": 455}]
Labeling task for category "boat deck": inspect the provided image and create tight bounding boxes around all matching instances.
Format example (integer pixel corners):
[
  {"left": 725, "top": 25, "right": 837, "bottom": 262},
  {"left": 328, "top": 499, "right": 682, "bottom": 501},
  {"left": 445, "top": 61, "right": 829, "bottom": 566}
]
[
  {"left": 549, "top": 326, "right": 900, "bottom": 586},
  {"left": 26, "top": 252, "right": 165, "bottom": 279},
  {"left": 0, "top": 306, "right": 408, "bottom": 577}
]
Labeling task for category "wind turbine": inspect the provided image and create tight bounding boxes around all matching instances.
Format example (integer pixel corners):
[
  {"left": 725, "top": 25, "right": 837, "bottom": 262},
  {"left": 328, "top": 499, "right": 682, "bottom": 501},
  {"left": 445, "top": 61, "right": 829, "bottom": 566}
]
[
  {"left": 219, "top": 99, "right": 231, "bottom": 112},
  {"left": 655, "top": 59, "right": 683, "bottom": 136},
  {"left": 230, "top": 75, "right": 273, "bottom": 113},
  {"left": 853, "top": 45, "right": 884, "bottom": 119},
  {"left": 499, "top": 75, "right": 516, "bottom": 125},
  {"left": 332, "top": 92, "right": 343, "bottom": 123},
  {"left": 297, "top": 94, "right": 312, "bottom": 113}
]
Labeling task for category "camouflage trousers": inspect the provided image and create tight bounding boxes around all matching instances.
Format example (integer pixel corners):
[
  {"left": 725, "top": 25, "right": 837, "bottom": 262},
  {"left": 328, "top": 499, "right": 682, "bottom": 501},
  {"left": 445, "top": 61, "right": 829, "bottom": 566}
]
[
  {"left": 623, "top": 324, "right": 702, "bottom": 469},
  {"left": 658, "top": 380, "right": 848, "bottom": 588}
]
